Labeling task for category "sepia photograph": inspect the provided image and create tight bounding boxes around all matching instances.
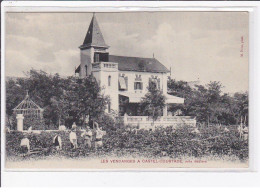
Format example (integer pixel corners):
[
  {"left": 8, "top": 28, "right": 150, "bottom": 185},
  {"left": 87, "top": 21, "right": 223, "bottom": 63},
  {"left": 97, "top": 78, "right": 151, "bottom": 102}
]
[{"left": 3, "top": 11, "right": 249, "bottom": 170}]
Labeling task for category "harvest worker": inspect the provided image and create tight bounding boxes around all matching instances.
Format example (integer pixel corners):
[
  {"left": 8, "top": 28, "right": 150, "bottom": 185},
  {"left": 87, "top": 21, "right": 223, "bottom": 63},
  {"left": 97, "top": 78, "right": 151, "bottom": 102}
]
[
  {"left": 69, "top": 129, "right": 78, "bottom": 149},
  {"left": 95, "top": 124, "right": 106, "bottom": 149},
  {"left": 81, "top": 126, "right": 93, "bottom": 149},
  {"left": 242, "top": 125, "right": 249, "bottom": 141},
  {"left": 20, "top": 134, "right": 30, "bottom": 155},
  {"left": 53, "top": 135, "right": 62, "bottom": 150},
  {"left": 72, "top": 122, "right": 77, "bottom": 130}
]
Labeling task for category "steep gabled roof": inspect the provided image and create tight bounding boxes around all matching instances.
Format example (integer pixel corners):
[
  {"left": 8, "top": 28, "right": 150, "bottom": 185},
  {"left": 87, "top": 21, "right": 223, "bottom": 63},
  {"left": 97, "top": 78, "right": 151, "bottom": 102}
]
[
  {"left": 109, "top": 55, "right": 170, "bottom": 73},
  {"left": 79, "top": 14, "right": 108, "bottom": 49}
]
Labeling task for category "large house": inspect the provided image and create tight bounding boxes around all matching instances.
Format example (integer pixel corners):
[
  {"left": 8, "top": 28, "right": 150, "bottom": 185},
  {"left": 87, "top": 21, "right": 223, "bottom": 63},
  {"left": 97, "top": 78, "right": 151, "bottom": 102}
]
[{"left": 75, "top": 14, "right": 195, "bottom": 127}]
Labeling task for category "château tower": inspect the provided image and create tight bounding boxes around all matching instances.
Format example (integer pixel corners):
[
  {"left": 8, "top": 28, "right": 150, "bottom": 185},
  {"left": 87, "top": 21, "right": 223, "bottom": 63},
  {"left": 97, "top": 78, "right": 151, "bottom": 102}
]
[{"left": 77, "top": 14, "right": 119, "bottom": 113}]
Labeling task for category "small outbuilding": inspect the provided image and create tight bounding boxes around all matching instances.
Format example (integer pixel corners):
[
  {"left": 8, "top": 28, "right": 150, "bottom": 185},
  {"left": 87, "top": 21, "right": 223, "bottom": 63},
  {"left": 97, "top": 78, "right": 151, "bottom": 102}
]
[{"left": 13, "top": 92, "right": 43, "bottom": 119}]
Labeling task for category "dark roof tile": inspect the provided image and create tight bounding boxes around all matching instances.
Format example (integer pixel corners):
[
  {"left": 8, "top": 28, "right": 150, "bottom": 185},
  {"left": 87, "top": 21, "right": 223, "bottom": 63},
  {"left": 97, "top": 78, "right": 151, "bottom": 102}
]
[{"left": 109, "top": 55, "right": 170, "bottom": 73}]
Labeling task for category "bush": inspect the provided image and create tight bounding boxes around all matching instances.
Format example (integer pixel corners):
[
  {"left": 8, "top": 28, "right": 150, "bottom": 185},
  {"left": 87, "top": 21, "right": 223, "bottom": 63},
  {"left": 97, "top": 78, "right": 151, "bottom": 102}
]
[
  {"left": 95, "top": 113, "right": 124, "bottom": 131},
  {"left": 11, "top": 115, "right": 47, "bottom": 131},
  {"left": 23, "top": 117, "right": 46, "bottom": 130}
]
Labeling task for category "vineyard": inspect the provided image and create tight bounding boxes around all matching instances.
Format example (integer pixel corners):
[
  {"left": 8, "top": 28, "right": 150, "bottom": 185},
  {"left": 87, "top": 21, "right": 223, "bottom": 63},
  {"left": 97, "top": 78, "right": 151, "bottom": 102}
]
[{"left": 5, "top": 125, "right": 248, "bottom": 162}]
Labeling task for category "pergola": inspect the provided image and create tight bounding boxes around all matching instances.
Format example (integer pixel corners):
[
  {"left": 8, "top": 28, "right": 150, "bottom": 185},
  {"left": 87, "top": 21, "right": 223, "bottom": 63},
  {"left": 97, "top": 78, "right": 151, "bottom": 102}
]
[{"left": 13, "top": 92, "right": 43, "bottom": 118}]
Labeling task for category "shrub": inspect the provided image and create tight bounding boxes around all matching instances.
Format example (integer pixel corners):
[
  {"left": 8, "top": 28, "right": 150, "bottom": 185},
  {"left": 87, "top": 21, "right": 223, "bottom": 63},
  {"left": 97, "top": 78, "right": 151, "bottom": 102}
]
[{"left": 23, "top": 117, "right": 46, "bottom": 130}]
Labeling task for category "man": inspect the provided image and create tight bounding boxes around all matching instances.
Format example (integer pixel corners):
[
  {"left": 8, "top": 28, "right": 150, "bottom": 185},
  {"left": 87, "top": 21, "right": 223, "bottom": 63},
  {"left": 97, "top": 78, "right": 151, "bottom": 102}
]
[
  {"left": 81, "top": 126, "right": 93, "bottom": 149},
  {"left": 72, "top": 122, "right": 77, "bottom": 130},
  {"left": 69, "top": 129, "right": 78, "bottom": 149},
  {"left": 242, "top": 125, "right": 249, "bottom": 141},
  {"left": 53, "top": 135, "right": 62, "bottom": 150},
  {"left": 95, "top": 125, "right": 106, "bottom": 149},
  {"left": 20, "top": 134, "right": 30, "bottom": 155},
  {"left": 28, "top": 126, "right": 32, "bottom": 133}
]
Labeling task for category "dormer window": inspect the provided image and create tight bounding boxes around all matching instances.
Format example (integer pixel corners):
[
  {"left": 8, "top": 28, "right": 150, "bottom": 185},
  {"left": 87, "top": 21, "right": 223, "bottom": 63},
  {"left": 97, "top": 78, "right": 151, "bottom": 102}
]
[{"left": 135, "top": 74, "right": 142, "bottom": 81}]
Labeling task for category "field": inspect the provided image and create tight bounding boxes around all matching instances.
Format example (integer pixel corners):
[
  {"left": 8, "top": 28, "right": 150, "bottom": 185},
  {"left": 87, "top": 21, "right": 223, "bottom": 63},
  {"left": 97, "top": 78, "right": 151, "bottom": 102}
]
[{"left": 5, "top": 125, "right": 249, "bottom": 168}]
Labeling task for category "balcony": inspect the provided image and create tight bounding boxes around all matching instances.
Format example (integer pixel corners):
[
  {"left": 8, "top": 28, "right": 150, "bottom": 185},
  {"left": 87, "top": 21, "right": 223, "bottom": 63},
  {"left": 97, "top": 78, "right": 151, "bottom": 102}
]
[{"left": 92, "top": 62, "right": 118, "bottom": 71}]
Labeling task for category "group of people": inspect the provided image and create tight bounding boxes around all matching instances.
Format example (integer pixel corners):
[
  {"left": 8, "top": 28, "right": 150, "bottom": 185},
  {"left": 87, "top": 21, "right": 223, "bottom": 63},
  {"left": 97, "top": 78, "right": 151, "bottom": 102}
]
[
  {"left": 67, "top": 121, "right": 106, "bottom": 150},
  {"left": 20, "top": 119, "right": 106, "bottom": 155}
]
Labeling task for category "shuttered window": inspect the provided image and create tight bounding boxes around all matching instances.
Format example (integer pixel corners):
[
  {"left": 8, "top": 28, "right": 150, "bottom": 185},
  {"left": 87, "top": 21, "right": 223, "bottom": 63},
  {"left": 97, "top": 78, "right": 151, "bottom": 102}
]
[
  {"left": 119, "top": 76, "right": 128, "bottom": 91},
  {"left": 134, "top": 82, "right": 143, "bottom": 90},
  {"left": 108, "top": 75, "right": 111, "bottom": 86}
]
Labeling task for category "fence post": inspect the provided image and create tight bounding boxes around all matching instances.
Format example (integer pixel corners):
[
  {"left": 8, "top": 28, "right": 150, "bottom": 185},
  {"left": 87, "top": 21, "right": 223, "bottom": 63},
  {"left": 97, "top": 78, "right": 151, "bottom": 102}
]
[
  {"left": 16, "top": 114, "right": 24, "bottom": 132},
  {"left": 124, "top": 113, "right": 128, "bottom": 125}
]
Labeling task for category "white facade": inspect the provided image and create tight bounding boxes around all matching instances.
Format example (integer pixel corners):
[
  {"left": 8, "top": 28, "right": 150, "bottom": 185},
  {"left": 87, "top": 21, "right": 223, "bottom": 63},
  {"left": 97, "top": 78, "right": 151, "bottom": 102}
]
[
  {"left": 77, "top": 14, "right": 184, "bottom": 116},
  {"left": 118, "top": 71, "right": 168, "bottom": 95}
]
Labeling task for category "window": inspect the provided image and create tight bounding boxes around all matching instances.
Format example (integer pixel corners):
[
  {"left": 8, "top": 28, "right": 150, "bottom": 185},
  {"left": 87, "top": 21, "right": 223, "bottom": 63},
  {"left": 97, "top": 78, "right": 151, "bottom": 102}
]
[
  {"left": 85, "top": 66, "right": 88, "bottom": 76},
  {"left": 134, "top": 82, "right": 143, "bottom": 90},
  {"left": 94, "top": 53, "right": 100, "bottom": 62},
  {"left": 108, "top": 75, "right": 111, "bottom": 86},
  {"left": 94, "top": 52, "right": 109, "bottom": 62},
  {"left": 108, "top": 102, "right": 111, "bottom": 113},
  {"left": 119, "top": 76, "right": 128, "bottom": 91}
]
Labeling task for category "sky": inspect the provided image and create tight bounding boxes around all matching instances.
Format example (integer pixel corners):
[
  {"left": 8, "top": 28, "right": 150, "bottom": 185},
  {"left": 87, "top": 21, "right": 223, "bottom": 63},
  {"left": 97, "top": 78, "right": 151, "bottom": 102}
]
[{"left": 5, "top": 12, "right": 248, "bottom": 93}]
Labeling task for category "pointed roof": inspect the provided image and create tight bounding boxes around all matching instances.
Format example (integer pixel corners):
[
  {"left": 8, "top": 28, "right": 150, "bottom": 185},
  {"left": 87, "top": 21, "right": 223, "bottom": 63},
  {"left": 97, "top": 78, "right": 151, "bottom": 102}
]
[
  {"left": 13, "top": 92, "right": 43, "bottom": 117},
  {"left": 79, "top": 13, "right": 108, "bottom": 49}
]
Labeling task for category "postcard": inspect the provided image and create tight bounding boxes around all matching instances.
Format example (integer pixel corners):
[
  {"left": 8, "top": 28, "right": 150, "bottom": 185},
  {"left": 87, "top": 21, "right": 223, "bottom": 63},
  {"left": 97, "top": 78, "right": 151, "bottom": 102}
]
[{"left": 3, "top": 10, "right": 249, "bottom": 170}]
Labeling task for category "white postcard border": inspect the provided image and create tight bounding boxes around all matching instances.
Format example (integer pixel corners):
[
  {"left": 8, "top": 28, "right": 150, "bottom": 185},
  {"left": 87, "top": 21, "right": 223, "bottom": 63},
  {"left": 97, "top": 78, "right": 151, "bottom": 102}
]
[{"left": 1, "top": 1, "right": 260, "bottom": 187}]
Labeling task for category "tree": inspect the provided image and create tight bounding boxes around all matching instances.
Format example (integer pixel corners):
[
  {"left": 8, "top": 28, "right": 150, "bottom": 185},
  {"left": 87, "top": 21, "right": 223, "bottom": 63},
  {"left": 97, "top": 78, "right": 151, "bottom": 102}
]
[
  {"left": 6, "top": 70, "right": 110, "bottom": 129},
  {"left": 141, "top": 82, "right": 166, "bottom": 125},
  {"left": 167, "top": 78, "right": 249, "bottom": 126},
  {"left": 5, "top": 78, "right": 27, "bottom": 129},
  {"left": 233, "top": 92, "right": 248, "bottom": 125},
  {"left": 62, "top": 75, "right": 110, "bottom": 128}
]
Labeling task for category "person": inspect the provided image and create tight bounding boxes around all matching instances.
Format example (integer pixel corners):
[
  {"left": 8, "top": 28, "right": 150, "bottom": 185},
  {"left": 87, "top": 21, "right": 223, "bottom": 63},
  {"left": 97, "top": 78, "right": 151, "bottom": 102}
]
[
  {"left": 85, "top": 115, "right": 90, "bottom": 126},
  {"left": 59, "top": 125, "right": 66, "bottom": 131},
  {"left": 69, "top": 129, "right": 78, "bottom": 149},
  {"left": 238, "top": 124, "right": 243, "bottom": 139},
  {"left": 81, "top": 126, "right": 93, "bottom": 149},
  {"left": 20, "top": 134, "right": 30, "bottom": 155},
  {"left": 191, "top": 127, "right": 200, "bottom": 134},
  {"left": 28, "top": 126, "right": 32, "bottom": 133},
  {"left": 53, "top": 135, "right": 62, "bottom": 150},
  {"left": 5, "top": 127, "right": 10, "bottom": 133},
  {"left": 224, "top": 127, "right": 229, "bottom": 132},
  {"left": 72, "top": 122, "right": 77, "bottom": 130},
  {"left": 242, "top": 125, "right": 249, "bottom": 141},
  {"left": 95, "top": 125, "right": 106, "bottom": 149}
]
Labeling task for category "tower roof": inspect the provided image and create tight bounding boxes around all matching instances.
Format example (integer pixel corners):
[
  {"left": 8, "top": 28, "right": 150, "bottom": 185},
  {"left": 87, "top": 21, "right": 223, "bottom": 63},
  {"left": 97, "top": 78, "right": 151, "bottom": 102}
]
[{"left": 80, "top": 14, "right": 108, "bottom": 49}]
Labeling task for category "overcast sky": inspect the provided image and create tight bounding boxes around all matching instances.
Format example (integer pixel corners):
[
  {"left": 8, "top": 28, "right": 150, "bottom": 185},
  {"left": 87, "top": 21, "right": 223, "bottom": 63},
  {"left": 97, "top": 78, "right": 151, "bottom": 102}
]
[{"left": 5, "top": 12, "right": 248, "bottom": 93}]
